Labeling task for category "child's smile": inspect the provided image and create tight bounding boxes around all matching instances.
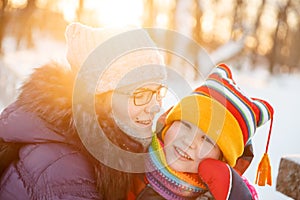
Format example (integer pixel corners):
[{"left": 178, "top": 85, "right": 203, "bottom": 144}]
[{"left": 174, "top": 146, "right": 194, "bottom": 161}]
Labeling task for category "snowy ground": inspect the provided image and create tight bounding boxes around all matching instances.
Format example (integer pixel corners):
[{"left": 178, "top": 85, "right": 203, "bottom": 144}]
[
  {"left": 232, "top": 69, "right": 299, "bottom": 200},
  {"left": 1, "top": 34, "right": 299, "bottom": 200}
]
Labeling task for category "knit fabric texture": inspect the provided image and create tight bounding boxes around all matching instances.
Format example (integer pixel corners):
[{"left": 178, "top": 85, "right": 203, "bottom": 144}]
[
  {"left": 145, "top": 135, "right": 207, "bottom": 200},
  {"left": 65, "top": 22, "right": 167, "bottom": 94},
  {"left": 164, "top": 63, "right": 274, "bottom": 166}
]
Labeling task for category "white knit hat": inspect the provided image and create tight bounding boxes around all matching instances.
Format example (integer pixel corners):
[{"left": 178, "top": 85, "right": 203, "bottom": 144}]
[{"left": 65, "top": 22, "right": 167, "bottom": 94}]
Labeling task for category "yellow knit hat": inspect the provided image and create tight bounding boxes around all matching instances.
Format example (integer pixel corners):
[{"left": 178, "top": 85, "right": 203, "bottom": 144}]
[{"left": 164, "top": 94, "right": 243, "bottom": 167}]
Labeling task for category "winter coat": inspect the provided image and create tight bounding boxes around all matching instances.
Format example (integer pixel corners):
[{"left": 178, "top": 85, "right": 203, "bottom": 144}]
[{"left": 0, "top": 63, "right": 143, "bottom": 200}]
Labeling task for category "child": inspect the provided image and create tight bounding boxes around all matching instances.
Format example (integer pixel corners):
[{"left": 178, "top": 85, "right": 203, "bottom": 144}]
[{"left": 138, "top": 64, "right": 273, "bottom": 200}]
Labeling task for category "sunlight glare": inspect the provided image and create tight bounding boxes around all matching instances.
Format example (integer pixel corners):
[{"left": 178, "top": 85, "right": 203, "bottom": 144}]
[
  {"left": 287, "top": 11, "right": 298, "bottom": 30},
  {"left": 201, "top": 12, "right": 214, "bottom": 33},
  {"left": 260, "top": 6, "right": 277, "bottom": 30},
  {"left": 58, "top": 0, "right": 78, "bottom": 22},
  {"left": 245, "top": 36, "right": 257, "bottom": 49},
  {"left": 215, "top": 18, "right": 231, "bottom": 42},
  {"left": 258, "top": 33, "right": 273, "bottom": 55},
  {"left": 9, "top": 0, "right": 27, "bottom": 8},
  {"left": 89, "top": 0, "right": 143, "bottom": 27},
  {"left": 156, "top": 13, "right": 169, "bottom": 27}
]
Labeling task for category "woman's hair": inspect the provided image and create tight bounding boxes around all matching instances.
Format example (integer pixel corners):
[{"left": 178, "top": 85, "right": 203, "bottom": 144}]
[
  {"left": 93, "top": 161, "right": 135, "bottom": 199},
  {"left": 95, "top": 91, "right": 144, "bottom": 153},
  {"left": 92, "top": 91, "right": 144, "bottom": 198}
]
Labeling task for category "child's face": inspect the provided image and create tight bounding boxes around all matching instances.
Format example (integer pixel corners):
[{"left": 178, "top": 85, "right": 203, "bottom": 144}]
[{"left": 164, "top": 121, "right": 221, "bottom": 173}]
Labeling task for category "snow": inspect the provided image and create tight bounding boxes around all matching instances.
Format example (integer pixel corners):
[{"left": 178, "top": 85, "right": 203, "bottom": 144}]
[
  {"left": 210, "top": 37, "right": 245, "bottom": 65},
  {"left": 284, "top": 155, "right": 300, "bottom": 165},
  {"left": 1, "top": 34, "right": 299, "bottom": 200},
  {"left": 233, "top": 69, "right": 299, "bottom": 200},
  {"left": 0, "top": 35, "right": 68, "bottom": 110},
  {"left": 1, "top": 35, "right": 68, "bottom": 85}
]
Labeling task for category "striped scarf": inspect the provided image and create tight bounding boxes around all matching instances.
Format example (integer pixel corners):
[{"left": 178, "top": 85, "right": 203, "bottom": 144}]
[{"left": 145, "top": 135, "right": 208, "bottom": 200}]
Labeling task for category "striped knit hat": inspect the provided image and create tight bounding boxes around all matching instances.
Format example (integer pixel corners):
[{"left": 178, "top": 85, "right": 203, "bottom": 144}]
[{"left": 164, "top": 63, "right": 274, "bottom": 186}]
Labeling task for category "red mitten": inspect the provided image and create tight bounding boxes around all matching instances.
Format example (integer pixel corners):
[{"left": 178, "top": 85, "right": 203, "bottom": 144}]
[{"left": 198, "top": 158, "right": 253, "bottom": 200}]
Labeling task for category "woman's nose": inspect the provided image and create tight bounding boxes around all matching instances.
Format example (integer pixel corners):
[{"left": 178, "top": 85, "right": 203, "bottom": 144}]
[{"left": 144, "top": 94, "right": 162, "bottom": 114}]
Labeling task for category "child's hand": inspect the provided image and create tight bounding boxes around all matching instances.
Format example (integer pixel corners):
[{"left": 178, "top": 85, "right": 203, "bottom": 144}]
[{"left": 198, "top": 158, "right": 254, "bottom": 200}]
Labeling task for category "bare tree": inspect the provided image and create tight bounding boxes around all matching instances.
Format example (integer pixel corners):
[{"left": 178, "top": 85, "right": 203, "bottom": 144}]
[
  {"left": 167, "top": 0, "right": 176, "bottom": 30},
  {"left": 192, "top": 0, "right": 202, "bottom": 44},
  {"left": 231, "top": 0, "right": 244, "bottom": 39},
  {"left": 15, "top": 0, "right": 37, "bottom": 49},
  {"left": 76, "top": 0, "right": 84, "bottom": 22},
  {"left": 0, "top": 0, "right": 8, "bottom": 54},
  {"left": 143, "top": 0, "right": 156, "bottom": 27},
  {"left": 192, "top": 0, "right": 203, "bottom": 80},
  {"left": 247, "top": 0, "right": 266, "bottom": 69},
  {"left": 287, "top": 27, "right": 300, "bottom": 72},
  {"left": 268, "top": 0, "right": 291, "bottom": 73}
]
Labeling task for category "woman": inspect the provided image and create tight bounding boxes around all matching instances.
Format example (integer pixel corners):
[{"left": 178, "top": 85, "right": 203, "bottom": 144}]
[{"left": 0, "top": 23, "right": 167, "bottom": 199}]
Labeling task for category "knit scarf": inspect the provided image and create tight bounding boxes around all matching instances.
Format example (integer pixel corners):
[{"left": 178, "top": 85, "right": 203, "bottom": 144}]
[{"left": 145, "top": 135, "right": 208, "bottom": 200}]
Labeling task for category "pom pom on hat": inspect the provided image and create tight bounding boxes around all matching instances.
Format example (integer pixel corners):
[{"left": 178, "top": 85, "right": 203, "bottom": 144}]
[
  {"left": 65, "top": 22, "right": 167, "bottom": 93},
  {"left": 163, "top": 64, "right": 274, "bottom": 185}
]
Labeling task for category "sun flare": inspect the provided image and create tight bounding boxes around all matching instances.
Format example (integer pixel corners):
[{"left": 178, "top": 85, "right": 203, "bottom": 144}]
[{"left": 91, "top": 0, "right": 143, "bottom": 27}]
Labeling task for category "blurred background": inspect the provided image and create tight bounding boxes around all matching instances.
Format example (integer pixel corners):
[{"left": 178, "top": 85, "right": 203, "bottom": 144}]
[
  {"left": 0, "top": 0, "right": 299, "bottom": 199},
  {"left": 1, "top": 0, "right": 300, "bottom": 107}
]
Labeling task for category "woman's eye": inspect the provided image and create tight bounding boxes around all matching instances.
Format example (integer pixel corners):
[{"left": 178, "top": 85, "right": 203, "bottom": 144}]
[{"left": 135, "top": 93, "right": 144, "bottom": 99}]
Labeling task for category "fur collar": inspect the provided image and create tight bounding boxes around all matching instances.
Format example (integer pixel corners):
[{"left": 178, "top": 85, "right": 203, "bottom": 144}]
[
  {"left": 16, "top": 62, "right": 77, "bottom": 138},
  {"left": 14, "top": 62, "right": 143, "bottom": 153}
]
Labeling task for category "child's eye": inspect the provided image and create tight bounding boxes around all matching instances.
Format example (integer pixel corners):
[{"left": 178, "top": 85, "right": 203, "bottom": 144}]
[
  {"left": 181, "top": 121, "right": 191, "bottom": 130},
  {"left": 202, "top": 135, "right": 214, "bottom": 145}
]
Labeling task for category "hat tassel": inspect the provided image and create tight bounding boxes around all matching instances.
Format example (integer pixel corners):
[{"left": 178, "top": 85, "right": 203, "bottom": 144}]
[
  {"left": 255, "top": 118, "right": 273, "bottom": 186},
  {"left": 255, "top": 153, "right": 272, "bottom": 186}
]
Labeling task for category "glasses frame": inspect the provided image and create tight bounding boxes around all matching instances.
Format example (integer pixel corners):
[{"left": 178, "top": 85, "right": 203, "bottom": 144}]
[
  {"left": 114, "top": 85, "right": 167, "bottom": 106},
  {"left": 133, "top": 85, "right": 167, "bottom": 106}
]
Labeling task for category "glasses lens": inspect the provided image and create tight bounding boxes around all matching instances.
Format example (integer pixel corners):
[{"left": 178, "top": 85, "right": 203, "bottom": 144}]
[
  {"left": 133, "top": 86, "right": 168, "bottom": 106},
  {"left": 134, "top": 90, "right": 152, "bottom": 106},
  {"left": 157, "top": 86, "right": 167, "bottom": 101}
]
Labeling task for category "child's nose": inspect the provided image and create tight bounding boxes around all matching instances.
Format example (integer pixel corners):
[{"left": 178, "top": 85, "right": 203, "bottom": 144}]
[{"left": 184, "top": 134, "right": 198, "bottom": 149}]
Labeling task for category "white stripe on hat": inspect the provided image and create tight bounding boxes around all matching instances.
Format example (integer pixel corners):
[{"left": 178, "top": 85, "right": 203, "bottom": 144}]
[
  {"left": 253, "top": 100, "right": 270, "bottom": 126},
  {"left": 205, "top": 79, "right": 256, "bottom": 138}
]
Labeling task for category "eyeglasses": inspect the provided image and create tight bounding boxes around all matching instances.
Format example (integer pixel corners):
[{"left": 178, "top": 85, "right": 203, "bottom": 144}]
[
  {"left": 115, "top": 85, "right": 168, "bottom": 106},
  {"left": 133, "top": 85, "right": 168, "bottom": 106}
]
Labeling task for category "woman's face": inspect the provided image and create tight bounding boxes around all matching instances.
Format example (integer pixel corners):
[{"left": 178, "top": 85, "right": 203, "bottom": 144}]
[
  {"left": 112, "top": 83, "right": 167, "bottom": 146},
  {"left": 164, "top": 121, "right": 221, "bottom": 173}
]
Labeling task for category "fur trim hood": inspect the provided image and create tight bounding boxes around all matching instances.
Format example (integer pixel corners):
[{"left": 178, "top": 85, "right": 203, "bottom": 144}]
[
  {"left": 0, "top": 63, "right": 79, "bottom": 144},
  {"left": 0, "top": 62, "right": 144, "bottom": 153}
]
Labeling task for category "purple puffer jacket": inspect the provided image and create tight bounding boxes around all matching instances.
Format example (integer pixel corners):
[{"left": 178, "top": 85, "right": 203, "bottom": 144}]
[{"left": 0, "top": 63, "right": 100, "bottom": 199}]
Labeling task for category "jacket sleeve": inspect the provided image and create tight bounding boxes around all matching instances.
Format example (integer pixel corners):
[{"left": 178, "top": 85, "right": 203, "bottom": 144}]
[
  {"left": 0, "top": 164, "right": 31, "bottom": 200},
  {"left": 0, "top": 138, "right": 23, "bottom": 176},
  {"left": 0, "top": 143, "right": 100, "bottom": 200}
]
